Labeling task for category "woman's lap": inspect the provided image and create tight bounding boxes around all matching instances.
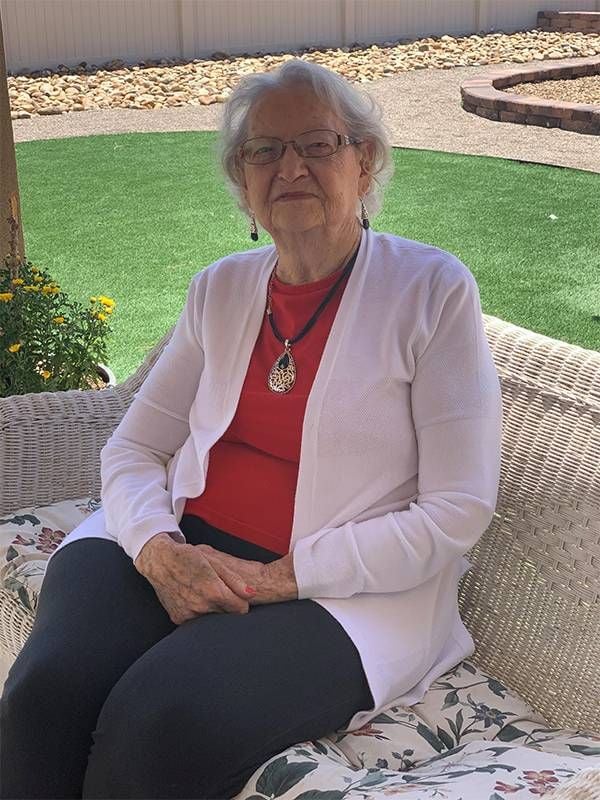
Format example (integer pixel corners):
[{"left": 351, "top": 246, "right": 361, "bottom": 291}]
[
  {"left": 0, "top": 516, "right": 373, "bottom": 799},
  {"left": 83, "top": 592, "right": 372, "bottom": 799}
]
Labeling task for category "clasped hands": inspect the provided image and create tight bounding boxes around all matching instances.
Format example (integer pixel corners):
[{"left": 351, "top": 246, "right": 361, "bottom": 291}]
[{"left": 134, "top": 533, "right": 298, "bottom": 626}]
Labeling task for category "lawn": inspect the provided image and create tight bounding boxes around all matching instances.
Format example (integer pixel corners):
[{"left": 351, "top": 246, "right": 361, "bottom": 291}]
[{"left": 13, "top": 131, "right": 600, "bottom": 383}]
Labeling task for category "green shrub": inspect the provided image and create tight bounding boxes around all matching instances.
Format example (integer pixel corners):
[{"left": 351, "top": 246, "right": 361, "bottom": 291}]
[{"left": 0, "top": 255, "right": 115, "bottom": 397}]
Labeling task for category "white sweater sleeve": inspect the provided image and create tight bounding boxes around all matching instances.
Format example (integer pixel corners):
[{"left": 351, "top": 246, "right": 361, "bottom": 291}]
[
  {"left": 291, "top": 260, "right": 503, "bottom": 599},
  {"left": 100, "top": 271, "right": 205, "bottom": 562}
]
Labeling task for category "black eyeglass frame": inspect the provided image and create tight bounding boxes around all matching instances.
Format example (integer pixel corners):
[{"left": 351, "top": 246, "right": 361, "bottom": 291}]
[{"left": 238, "top": 129, "right": 364, "bottom": 165}]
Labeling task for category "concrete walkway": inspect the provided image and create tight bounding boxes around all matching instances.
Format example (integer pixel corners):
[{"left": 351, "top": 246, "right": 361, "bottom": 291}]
[{"left": 11, "top": 61, "right": 600, "bottom": 173}]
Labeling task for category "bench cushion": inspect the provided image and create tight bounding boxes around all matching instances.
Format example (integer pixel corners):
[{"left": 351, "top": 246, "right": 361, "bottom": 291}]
[
  {"left": 1, "top": 496, "right": 102, "bottom": 614},
  {"left": 235, "top": 738, "right": 600, "bottom": 799},
  {"left": 1, "top": 498, "right": 600, "bottom": 799}
]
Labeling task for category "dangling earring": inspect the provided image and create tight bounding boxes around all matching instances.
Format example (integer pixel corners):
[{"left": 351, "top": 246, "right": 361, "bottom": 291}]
[
  {"left": 250, "top": 213, "right": 258, "bottom": 242},
  {"left": 360, "top": 198, "right": 370, "bottom": 230}
]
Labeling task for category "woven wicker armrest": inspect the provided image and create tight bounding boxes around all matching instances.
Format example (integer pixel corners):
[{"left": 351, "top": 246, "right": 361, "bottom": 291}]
[
  {"left": 463, "top": 314, "right": 600, "bottom": 733},
  {"left": 0, "top": 326, "right": 174, "bottom": 515}
]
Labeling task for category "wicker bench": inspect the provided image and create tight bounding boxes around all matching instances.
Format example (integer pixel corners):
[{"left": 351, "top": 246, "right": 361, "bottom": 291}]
[{"left": 1, "top": 314, "right": 599, "bottom": 799}]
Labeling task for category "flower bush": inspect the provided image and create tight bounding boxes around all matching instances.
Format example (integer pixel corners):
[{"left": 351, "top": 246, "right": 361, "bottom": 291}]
[{"left": 0, "top": 254, "right": 116, "bottom": 397}]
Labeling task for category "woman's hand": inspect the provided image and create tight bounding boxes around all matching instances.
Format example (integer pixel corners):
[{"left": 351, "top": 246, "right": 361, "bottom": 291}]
[
  {"left": 196, "top": 545, "right": 299, "bottom": 605},
  {"left": 134, "top": 533, "right": 260, "bottom": 625}
]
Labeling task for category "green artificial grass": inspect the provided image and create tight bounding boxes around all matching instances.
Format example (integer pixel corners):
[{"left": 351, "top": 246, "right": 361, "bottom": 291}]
[{"left": 13, "top": 130, "right": 600, "bottom": 383}]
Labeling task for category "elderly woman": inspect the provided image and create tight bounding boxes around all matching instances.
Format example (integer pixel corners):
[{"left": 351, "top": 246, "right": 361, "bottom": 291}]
[{"left": 0, "top": 59, "right": 502, "bottom": 799}]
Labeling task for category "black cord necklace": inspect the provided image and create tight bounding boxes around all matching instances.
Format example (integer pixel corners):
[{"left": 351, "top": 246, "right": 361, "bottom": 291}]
[{"left": 266, "top": 243, "right": 360, "bottom": 393}]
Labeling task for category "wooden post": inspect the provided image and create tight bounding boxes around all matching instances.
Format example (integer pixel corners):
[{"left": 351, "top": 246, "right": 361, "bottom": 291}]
[{"left": 0, "top": 5, "right": 25, "bottom": 274}]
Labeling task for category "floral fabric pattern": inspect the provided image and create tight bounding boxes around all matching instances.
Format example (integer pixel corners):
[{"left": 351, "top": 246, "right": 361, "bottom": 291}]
[
  {"left": 234, "top": 679, "right": 600, "bottom": 800},
  {"left": 0, "top": 497, "right": 101, "bottom": 613},
  {"left": 1, "top": 498, "right": 599, "bottom": 799}
]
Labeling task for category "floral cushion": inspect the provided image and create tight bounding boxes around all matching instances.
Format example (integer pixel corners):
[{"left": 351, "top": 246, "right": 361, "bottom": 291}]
[
  {"left": 1, "top": 499, "right": 600, "bottom": 799},
  {"left": 234, "top": 740, "right": 600, "bottom": 800},
  {"left": 0, "top": 496, "right": 102, "bottom": 614}
]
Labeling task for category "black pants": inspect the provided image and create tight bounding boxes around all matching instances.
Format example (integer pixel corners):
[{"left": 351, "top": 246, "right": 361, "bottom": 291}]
[{"left": 0, "top": 515, "right": 374, "bottom": 799}]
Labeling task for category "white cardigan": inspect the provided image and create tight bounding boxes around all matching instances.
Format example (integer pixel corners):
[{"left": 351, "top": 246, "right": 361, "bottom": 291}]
[{"left": 50, "top": 228, "right": 503, "bottom": 732}]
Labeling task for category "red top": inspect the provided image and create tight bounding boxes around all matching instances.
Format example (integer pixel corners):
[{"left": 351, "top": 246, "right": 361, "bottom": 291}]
[{"left": 183, "top": 263, "right": 351, "bottom": 554}]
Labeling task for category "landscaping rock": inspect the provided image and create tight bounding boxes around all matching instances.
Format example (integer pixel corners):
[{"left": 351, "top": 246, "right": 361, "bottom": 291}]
[
  {"left": 506, "top": 73, "right": 600, "bottom": 104},
  {"left": 7, "top": 29, "right": 600, "bottom": 119}
]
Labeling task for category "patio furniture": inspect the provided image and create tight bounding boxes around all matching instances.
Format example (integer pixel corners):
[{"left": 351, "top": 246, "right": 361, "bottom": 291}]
[{"left": 1, "top": 313, "right": 599, "bottom": 799}]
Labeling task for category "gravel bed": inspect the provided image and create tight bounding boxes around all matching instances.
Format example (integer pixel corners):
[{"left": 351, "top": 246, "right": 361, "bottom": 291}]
[
  {"left": 8, "top": 29, "right": 600, "bottom": 119},
  {"left": 506, "top": 75, "right": 600, "bottom": 104}
]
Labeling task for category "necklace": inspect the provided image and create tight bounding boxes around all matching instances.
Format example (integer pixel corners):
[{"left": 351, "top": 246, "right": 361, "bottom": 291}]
[{"left": 266, "top": 244, "right": 360, "bottom": 393}]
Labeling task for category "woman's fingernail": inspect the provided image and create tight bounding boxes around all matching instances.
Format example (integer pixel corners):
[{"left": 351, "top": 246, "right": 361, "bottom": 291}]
[{"left": 245, "top": 585, "right": 257, "bottom": 594}]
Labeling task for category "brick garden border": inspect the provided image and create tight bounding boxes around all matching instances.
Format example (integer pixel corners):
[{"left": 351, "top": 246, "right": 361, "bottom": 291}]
[
  {"left": 460, "top": 56, "right": 600, "bottom": 135},
  {"left": 537, "top": 11, "right": 600, "bottom": 33}
]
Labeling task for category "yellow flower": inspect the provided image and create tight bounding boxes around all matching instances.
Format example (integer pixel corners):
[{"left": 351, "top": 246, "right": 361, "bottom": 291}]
[
  {"left": 11, "top": 278, "right": 25, "bottom": 286},
  {"left": 52, "top": 316, "right": 65, "bottom": 324},
  {"left": 23, "top": 284, "right": 41, "bottom": 292},
  {"left": 8, "top": 342, "right": 22, "bottom": 353},
  {"left": 90, "top": 296, "right": 97, "bottom": 303},
  {"left": 40, "top": 370, "right": 52, "bottom": 380},
  {"left": 41, "top": 285, "right": 60, "bottom": 295},
  {"left": 98, "top": 295, "right": 115, "bottom": 308},
  {"left": 0, "top": 292, "right": 14, "bottom": 302},
  {"left": 31, "top": 267, "right": 39, "bottom": 274},
  {"left": 96, "top": 312, "right": 108, "bottom": 322},
  {"left": 33, "top": 276, "right": 44, "bottom": 283}
]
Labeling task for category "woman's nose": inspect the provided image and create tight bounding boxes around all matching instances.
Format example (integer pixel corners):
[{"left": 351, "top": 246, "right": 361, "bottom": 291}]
[{"left": 276, "top": 144, "right": 309, "bottom": 181}]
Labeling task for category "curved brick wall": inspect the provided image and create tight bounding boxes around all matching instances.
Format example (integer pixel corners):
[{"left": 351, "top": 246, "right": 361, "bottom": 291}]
[
  {"left": 460, "top": 56, "right": 600, "bottom": 135},
  {"left": 538, "top": 11, "right": 600, "bottom": 33}
]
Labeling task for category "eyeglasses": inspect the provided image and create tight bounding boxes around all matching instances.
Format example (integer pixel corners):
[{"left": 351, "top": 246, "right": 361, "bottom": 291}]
[{"left": 239, "top": 129, "right": 363, "bottom": 165}]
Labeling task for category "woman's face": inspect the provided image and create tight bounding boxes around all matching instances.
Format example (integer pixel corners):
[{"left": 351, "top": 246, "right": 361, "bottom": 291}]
[{"left": 238, "top": 85, "right": 374, "bottom": 239}]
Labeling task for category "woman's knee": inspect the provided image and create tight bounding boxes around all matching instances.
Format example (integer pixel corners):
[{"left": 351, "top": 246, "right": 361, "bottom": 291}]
[
  {"left": 1, "top": 648, "right": 121, "bottom": 800},
  {"left": 86, "top": 657, "right": 219, "bottom": 759},
  {"left": 0, "top": 646, "right": 94, "bottom": 777},
  {"left": 1, "top": 649, "right": 60, "bottom": 721},
  {"left": 82, "top": 657, "right": 253, "bottom": 798},
  {"left": 83, "top": 672, "right": 194, "bottom": 797}
]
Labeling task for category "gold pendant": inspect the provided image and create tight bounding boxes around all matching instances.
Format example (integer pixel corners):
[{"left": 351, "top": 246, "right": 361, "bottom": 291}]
[{"left": 268, "top": 340, "right": 296, "bottom": 393}]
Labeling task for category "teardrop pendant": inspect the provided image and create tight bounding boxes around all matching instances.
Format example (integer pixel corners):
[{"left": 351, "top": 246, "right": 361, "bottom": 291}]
[{"left": 268, "top": 342, "right": 296, "bottom": 393}]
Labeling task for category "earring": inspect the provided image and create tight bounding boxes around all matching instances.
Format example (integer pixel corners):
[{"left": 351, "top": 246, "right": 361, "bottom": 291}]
[
  {"left": 360, "top": 198, "right": 370, "bottom": 230},
  {"left": 250, "top": 213, "right": 258, "bottom": 242}
]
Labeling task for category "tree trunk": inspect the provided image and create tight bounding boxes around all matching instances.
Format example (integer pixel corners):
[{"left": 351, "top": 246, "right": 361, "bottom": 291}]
[{"left": 0, "top": 6, "right": 25, "bottom": 273}]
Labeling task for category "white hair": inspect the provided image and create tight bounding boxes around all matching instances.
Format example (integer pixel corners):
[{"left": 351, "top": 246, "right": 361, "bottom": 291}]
[{"left": 218, "top": 58, "right": 394, "bottom": 220}]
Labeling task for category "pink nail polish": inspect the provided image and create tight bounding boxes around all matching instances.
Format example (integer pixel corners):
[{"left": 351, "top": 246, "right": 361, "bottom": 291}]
[{"left": 245, "top": 585, "right": 257, "bottom": 594}]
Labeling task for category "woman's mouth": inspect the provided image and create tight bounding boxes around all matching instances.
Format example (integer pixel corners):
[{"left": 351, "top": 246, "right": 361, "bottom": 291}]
[{"left": 275, "top": 192, "right": 314, "bottom": 201}]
